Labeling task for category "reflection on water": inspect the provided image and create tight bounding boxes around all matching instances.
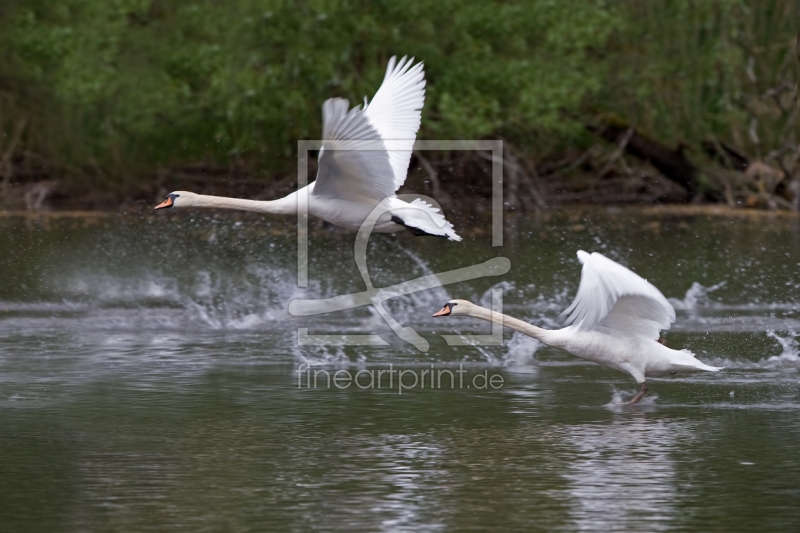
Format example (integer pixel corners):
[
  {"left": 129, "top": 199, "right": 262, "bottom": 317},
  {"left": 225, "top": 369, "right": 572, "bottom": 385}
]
[
  {"left": 1, "top": 210, "right": 799, "bottom": 531},
  {"left": 564, "top": 418, "right": 683, "bottom": 531}
]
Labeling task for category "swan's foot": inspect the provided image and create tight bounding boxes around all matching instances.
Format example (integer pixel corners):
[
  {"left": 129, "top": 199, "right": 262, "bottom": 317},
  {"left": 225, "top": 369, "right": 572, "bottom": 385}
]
[{"left": 624, "top": 382, "right": 648, "bottom": 405}]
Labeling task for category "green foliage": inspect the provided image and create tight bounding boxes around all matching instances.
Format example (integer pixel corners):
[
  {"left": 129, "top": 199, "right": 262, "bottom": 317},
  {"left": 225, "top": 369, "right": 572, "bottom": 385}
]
[
  {"left": 0, "top": 0, "right": 619, "bottom": 185},
  {"left": 598, "top": 0, "right": 794, "bottom": 156},
  {"left": 0, "top": 0, "right": 793, "bottom": 191}
]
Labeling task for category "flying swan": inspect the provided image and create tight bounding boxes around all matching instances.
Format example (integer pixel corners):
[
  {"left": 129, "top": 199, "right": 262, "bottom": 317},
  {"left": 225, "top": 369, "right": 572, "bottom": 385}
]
[
  {"left": 433, "top": 251, "right": 722, "bottom": 404},
  {"left": 155, "top": 56, "right": 460, "bottom": 241}
]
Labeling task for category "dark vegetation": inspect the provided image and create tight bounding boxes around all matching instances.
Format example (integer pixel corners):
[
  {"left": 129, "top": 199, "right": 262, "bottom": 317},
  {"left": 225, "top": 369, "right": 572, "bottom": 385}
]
[{"left": 0, "top": 0, "right": 796, "bottom": 212}]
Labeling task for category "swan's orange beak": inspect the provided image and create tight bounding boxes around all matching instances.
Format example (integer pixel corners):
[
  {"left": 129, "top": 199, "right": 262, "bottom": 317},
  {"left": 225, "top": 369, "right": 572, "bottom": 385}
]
[
  {"left": 155, "top": 196, "right": 174, "bottom": 210},
  {"left": 433, "top": 305, "right": 451, "bottom": 317}
]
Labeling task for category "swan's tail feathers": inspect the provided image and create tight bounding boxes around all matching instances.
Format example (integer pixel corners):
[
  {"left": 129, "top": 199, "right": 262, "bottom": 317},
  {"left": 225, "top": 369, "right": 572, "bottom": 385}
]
[
  {"left": 391, "top": 215, "right": 462, "bottom": 241},
  {"left": 391, "top": 198, "right": 462, "bottom": 241},
  {"left": 679, "top": 349, "right": 724, "bottom": 372}
]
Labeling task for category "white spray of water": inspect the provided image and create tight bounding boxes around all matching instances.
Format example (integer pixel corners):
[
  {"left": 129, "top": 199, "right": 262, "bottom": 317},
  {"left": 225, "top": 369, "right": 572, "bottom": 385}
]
[
  {"left": 63, "top": 273, "right": 182, "bottom": 303},
  {"left": 762, "top": 330, "right": 799, "bottom": 367},
  {"left": 703, "top": 330, "right": 800, "bottom": 371},
  {"left": 380, "top": 242, "right": 451, "bottom": 324},
  {"left": 669, "top": 281, "right": 726, "bottom": 314},
  {"left": 604, "top": 386, "right": 659, "bottom": 408},
  {"left": 500, "top": 332, "right": 541, "bottom": 370},
  {"left": 456, "top": 282, "right": 557, "bottom": 368}
]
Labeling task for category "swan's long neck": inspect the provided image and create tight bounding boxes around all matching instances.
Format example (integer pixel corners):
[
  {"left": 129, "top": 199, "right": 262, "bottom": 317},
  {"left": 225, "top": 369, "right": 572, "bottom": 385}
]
[
  {"left": 182, "top": 194, "right": 296, "bottom": 215},
  {"left": 465, "top": 305, "right": 555, "bottom": 345}
]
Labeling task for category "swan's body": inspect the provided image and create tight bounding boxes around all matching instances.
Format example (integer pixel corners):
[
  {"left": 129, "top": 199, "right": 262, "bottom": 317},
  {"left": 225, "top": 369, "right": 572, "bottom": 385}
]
[
  {"left": 156, "top": 56, "right": 460, "bottom": 241},
  {"left": 434, "top": 251, "right": 722, "bottom": 403}
]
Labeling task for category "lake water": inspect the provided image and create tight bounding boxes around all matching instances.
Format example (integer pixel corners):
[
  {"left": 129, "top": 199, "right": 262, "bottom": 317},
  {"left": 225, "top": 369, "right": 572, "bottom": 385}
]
[{"left": 1, "top": 208, "right": 799, "bottom": 532}]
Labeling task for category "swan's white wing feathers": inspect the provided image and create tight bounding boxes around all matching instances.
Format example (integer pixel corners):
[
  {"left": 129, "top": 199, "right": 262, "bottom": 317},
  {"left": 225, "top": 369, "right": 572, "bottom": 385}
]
[
  {"left": 389, "top": 197, "right": 461, "bottom": 241},
  {"left": 314, "top": 98, "right": 396, "bottom": 203},
  {"left": 595, "top": 296, "right": 670, "bottom": 340},
  {"left": 562, "top": 251, "right": 675, "bottom": 339},
  {"left": 364, "top": 56, "right": 426, "bottom": 191}
]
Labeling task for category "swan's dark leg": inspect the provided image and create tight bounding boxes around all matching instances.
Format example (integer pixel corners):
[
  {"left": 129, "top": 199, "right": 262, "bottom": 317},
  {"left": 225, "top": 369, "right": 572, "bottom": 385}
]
[{"left": 625, "top": 382, "right": 648, "bottom": 405}]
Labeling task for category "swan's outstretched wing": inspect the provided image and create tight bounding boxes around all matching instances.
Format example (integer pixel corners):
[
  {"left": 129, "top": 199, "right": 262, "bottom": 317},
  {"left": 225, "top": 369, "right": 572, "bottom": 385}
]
[
  {"left": 364, "top": 56, "right": 425, "bottom": 191},
  {"left": 314, "top": 56, "right": 425, "bottom": 202},
  {"left": 562, "top": 251, "right": 675, "bottom": 339},
  {"left": 313, "top": 98, "right": 396, "bottom": 203}
]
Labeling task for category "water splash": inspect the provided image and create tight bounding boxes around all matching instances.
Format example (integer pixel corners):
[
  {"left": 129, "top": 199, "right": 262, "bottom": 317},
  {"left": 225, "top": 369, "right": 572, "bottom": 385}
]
[
  {"left": 604, "top": 386, "right": 659, "bottom": 408},
  {"left": 701, "top": 330, "right": 800, "bottom": 371},
  {"left": 381, "top": 243, "right": 451, "bottom": 327},
  {"left": 180, "top": 265, "right": 328, "bottom": 330},
  {"left": 479, "top": 281, "right": 514, "bottom": 308},
  {"left": 669, "top": 281, "right": 726, "bottom": 314},
  {"left": 762, "top": 330, "right": 799, "bottom": 368},
  {"left": 294, "top": 345, "right": 358, "bottom": 367},
  {"left": 448, "top": 282, "right": 568, "bottom": 367},
  {"left": 63, "top": 273, "right": 181, "bottom": 304},
  {"left": 500, "top": 332, "right": 541, "bottom": 370}
]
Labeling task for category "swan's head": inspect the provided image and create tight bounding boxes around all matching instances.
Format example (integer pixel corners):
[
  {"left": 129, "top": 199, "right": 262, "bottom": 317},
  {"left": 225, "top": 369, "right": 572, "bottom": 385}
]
[
  {"left": 155, "top": 191, "right": 195, "bottom": 210},
  {"left": 433, "top": 299, "right": 474, "bottom": 317}
]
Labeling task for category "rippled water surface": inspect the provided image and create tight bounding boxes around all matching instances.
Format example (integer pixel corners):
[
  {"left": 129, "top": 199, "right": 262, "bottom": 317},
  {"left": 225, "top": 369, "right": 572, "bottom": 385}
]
[{"left": 1, "top": 209, "right": 799, "bottom": 532}]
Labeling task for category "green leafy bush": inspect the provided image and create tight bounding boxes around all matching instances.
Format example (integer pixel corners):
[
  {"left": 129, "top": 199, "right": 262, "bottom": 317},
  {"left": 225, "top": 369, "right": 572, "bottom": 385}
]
[
  {"left": 0, "top": 0, "right": 793, "bottom": 195},
  {"left": 1, "top": 0, "right": 619, "bottom": 185}
]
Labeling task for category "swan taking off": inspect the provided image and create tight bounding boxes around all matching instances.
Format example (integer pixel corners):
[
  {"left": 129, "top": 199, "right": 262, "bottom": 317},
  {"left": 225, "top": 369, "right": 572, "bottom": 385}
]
[
  {"left": 433, "top": 251, "right": 722, "bottom": 404},
  {"left": 155, "top": 56, "right": 460, "bottom": 241}
]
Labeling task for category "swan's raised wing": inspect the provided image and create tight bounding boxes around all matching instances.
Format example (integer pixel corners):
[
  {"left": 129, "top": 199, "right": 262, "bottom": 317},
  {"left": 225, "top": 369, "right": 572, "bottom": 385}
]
[
  {"left": 562, "top": 251, "right": 675, "bottom": 339},
  {"left": 313, "top": 98, "right": 396, "bottom": 203},
  {"left": 363, "top": 56, "right": 426, "bottom": 191}
]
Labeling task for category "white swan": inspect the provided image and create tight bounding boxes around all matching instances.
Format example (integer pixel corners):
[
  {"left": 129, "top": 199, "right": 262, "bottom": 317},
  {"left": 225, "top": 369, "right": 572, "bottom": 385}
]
[
  {"left": 155, "top": 56, "right": 461, "bottom": 241},
  {"left": 433, "top": 251, "right": 722, "bottom": 404}
]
